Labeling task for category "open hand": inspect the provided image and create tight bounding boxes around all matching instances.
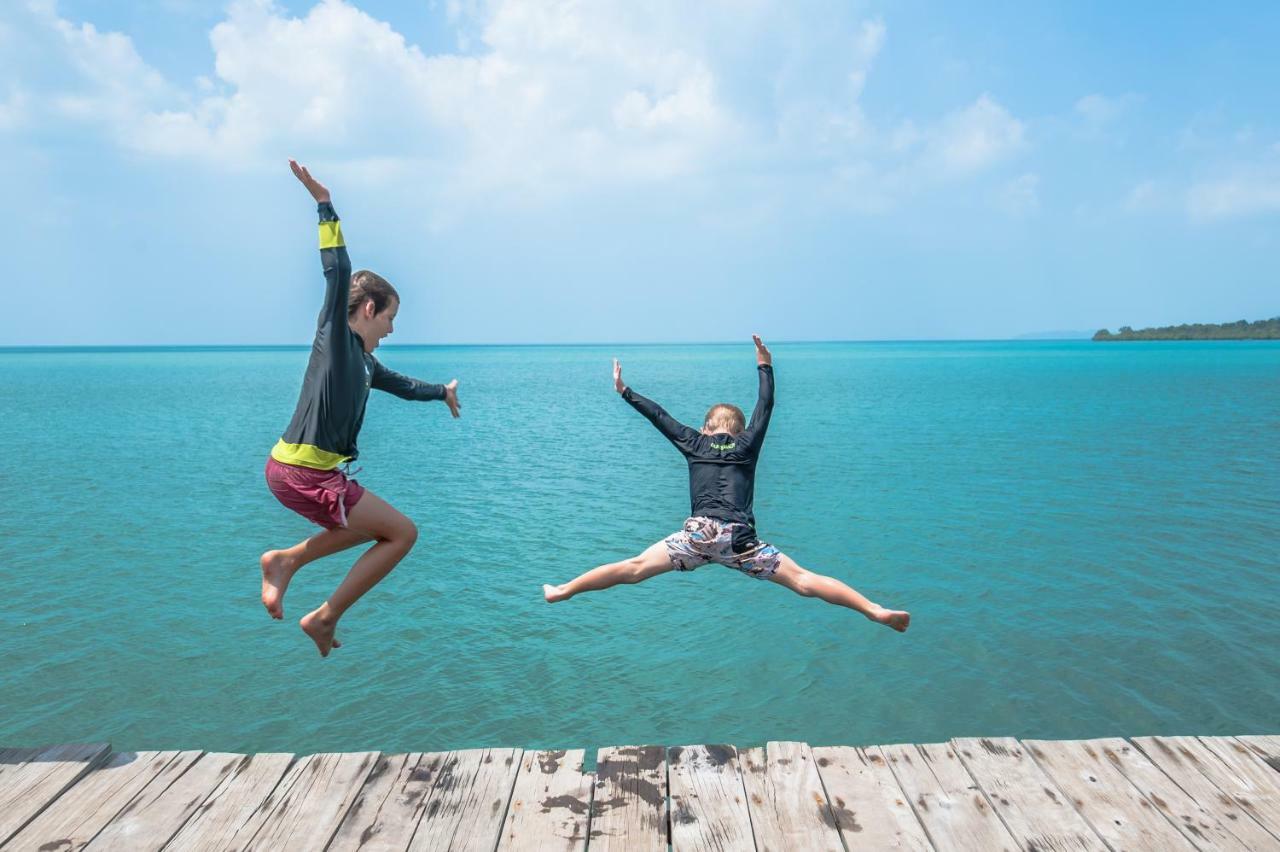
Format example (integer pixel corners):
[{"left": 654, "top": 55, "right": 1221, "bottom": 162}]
[
  {"left": 289, "top": 159, "right": 330, "bottom": 204},
  {"left": 613, "top": 359, "right": 626, "bottom": 394},
  {"left": 444, "top": 379, "right": 461, "bottom": 418},
  {"left": 753, "top": 334, "right": 772, "bottom": 367}
]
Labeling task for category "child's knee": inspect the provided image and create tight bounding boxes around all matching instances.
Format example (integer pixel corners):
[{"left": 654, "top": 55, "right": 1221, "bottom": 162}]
[
  {"left": 789, "top": 568, "right": 818, "bottom": 596},
  {"left": 624, "top": 556, "right": 649, "bottom": 581}
]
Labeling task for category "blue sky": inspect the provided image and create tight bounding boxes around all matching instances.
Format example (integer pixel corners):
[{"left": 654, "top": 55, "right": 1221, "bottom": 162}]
[{"left": 2, "top": 0, "right": 1277, "bottom": 345}]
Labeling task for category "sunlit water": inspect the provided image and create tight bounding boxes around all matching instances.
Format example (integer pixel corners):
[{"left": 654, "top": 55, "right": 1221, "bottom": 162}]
[{"left": 2, "top": 341, "right": 1277, "bottom": 753}]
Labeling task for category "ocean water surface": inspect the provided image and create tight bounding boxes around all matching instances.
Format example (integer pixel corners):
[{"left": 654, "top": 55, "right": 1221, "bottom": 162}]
[{"left": 1, "top": 341, "right": 1277, "bottom": 754}]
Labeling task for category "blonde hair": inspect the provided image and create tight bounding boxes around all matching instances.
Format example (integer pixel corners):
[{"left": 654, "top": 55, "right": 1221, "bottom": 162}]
[
  {"left": 703, "top": 403, "right": 745, "bottom": 435},
  {"left": 348, "top": 270, "right": 399, "bottom": 317}
]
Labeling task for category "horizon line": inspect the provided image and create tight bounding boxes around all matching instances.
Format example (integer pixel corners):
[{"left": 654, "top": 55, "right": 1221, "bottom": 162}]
[{"left": 0, "top": 337, "right": 1106, "bottom": 351}]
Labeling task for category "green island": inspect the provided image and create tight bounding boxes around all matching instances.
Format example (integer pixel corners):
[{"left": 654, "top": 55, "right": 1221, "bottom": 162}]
[{"left": 1093, "top": 317, "right": 1280, "bottom": 341}]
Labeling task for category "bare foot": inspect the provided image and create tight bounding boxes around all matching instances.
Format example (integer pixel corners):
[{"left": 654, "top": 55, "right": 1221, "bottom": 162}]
[
  {"left": 869, "top": 607, "right": 911, "bottom": 633},
  {"left": 300, "top": 607, "right": 341, "bottom": 657},
  {"left": 542, "top": 584, "right": 571, "bottom": 603},
  {"left": 260, "top": 550, "right": 298, "bottom": 620}
]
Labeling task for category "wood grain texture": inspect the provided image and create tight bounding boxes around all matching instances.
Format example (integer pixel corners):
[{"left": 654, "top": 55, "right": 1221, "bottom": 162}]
[
  {"left": 0, "top": 743, "right": 113, "bottom": 846},
  {"left": 738, "top": 741, "right": 843, "bottom": 852},
  {"left": 589, "top": 745, "right": 667, "bottom": 852},
  {"left": 4, "top": 751, "right": 183, "bottom": 852},
  {"left": 498, "top": 749, "right": 592, "bottom": 852},
  {"left": 1024, "top": 738, "right": 1195, "bottom": 852},
  {"left": 242, "top": 751, "right": 379, "bottom": 852},
  {"left": 810, "top": 745, "right": 931, "bottom": 851},
  {"left": 876, "top": 742, "right": 1015, "bottom": 852},
  {"left": 667, "top": 744, "right": 753, "bottom": 852}
]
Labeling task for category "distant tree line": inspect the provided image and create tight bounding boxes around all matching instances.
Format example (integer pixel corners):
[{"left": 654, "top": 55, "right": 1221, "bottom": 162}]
[{"left": 1093, "top": 317, "right": 1280, "bottom": 340}]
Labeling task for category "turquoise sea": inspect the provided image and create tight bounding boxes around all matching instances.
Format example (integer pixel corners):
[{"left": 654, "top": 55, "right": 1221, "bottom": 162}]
[{"left": 1, "top": 341, "right": 1277, "bottom": 754}]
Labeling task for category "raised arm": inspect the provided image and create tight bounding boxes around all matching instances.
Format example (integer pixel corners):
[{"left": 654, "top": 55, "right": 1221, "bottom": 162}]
[
  {"left": 290, "top": 159, "right": 352, "bottom": 334},
  {"left": 614, "top": 358, "right": 700, "bottom": 453},
  {"left": 370, "top": 361, "right": 462, "bottom": 418},
  {"left": 744, "top": 335, "right": 775, "bottom": 439}
]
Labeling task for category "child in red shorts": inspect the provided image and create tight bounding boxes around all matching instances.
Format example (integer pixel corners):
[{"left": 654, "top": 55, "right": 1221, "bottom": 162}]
[{"left": 261, "top": 160, "right": 461, "bottom": 657}]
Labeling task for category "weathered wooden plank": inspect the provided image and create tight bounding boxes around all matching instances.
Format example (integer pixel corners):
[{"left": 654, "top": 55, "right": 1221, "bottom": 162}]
[
  {"left": 810, "top": 745, "right": 931, "bottom": 851},
  {"left": 407, "top": 747, "right": 522, "bottom": 852},
  {"left": 739, "top": 741, "right": 842, "bottom": 852},
  {"left": 1156, "top": 735, "right": 1280, "bottom": 842},
  {"left": 497, "top": 749, "right": 592, "bottom": 851},
  {"left": 241, "top": 751, "right": 378, "bottom": 852},
  {"left": 328, "top": 752, "right": 441, "bottom": 852},
  {"left": 949, "top": 737, "right": 1104, "bottom": 852},
  {"left": 589, "top": 745, "right": 668, "bottom": 852},
  {"left": 876, "top": 742, "right": 1014, "bottom": 852},
  {"left": 0, "top": 742, "right": 113, "bottom": 845},
  {"left": 1237, "top": 735, "right": 1280, "bottom": 775},
  {"left": 1097, "top": 737, "right": 1255, "bottom": 850},
  {"left": 666, "top": 744, "right": 753, "bottom": 852},
  {"left": 1131, "top": 736, "right": 1280, "bottom": 851},
  {"left": 84, "top": 751, "right": 242, "bottom": 851},
  {"left": 0, "top": 747, "right": 44, "bottom": 781},
  {"left": 1024, "top": 738, "right": 1195, "bottom": 852},
  {"left": 162, "top": 753, "right": 294, "bottom": 852},
  {"left": 4, "top": 751, "right": 183, "bottom": 851}
]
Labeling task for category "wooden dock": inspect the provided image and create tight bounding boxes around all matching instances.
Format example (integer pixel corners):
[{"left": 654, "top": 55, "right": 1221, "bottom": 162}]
[{"left": 2, "top": 735, "right": 1279, "bottom": 850}]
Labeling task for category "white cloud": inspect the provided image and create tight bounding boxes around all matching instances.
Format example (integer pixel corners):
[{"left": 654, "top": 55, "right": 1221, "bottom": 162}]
[
  {"left": 1125, "top": 179, "right": 1167, "bottom": 212},
  {"left": 997, "top": 172, "right": 1039, "bottom": 215},
  {"left": 1075, "top": 93, "right": 1126, "bottom": 124},
  {"left": 847, "top": 18, "right": 886, "bottom": 99},
  {"left": 927, "top": 95, "right": 1025, "bottom": 175},
  {"left": 19, "top": 0, "right": 1028, "bottom": 208},
  {"left": 0, "top": 88, "right": 26, "bottom": 130},
  {"left": 1187, "top": 172, "right": 1280, "bottom": 222}
]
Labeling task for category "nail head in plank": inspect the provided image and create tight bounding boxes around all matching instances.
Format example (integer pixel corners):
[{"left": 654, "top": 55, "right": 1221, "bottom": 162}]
[
  {"left": 1097, "top": 738, "right": 1254, "bottom": 850},
  {"left": 949, "top": 737, "right": 1106, "bottom": 851},
  {"left": 1130, "top": 736, "right": 1280, "bottom": 850},
  {"left": 1024, "top": 738, "right": 1196, "bottom": 852},
  {"left": 1172, "top": 736, "right": 1280, "bottom": 842}
]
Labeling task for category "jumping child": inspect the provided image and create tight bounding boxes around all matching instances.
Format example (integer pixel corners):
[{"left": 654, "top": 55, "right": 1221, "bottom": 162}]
[
  {"left": 543, "top": 336, "right": 910, "bottom": 632},
  {"left": 260, "top": 160, "right": 461, "bottom": 657}
]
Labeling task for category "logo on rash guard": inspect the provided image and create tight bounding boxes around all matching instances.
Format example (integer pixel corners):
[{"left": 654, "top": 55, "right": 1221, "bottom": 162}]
[{"left": 711, "top": 441, "right": 736, "bottom": 451}]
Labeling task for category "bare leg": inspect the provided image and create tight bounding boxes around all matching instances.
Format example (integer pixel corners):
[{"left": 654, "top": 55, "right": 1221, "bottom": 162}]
[
  {"left": 543, "top": 540, "right": 675, "bottom": 603},
  {"left": 261, "top": 527, "right": 372, "bottom": 619},
  {"left": 768, "top": 554, "right": 910, "bottom": 632},
  {"left": 299, "top": 491, "right": 418, "bottom": 657}
]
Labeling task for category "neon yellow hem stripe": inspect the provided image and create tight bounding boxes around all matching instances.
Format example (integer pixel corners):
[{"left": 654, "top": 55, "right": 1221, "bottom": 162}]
[
  {"left": 270, "top": 439, "right": 348, "bottom": 470},
  {"left": 319, "top": 221, "right": 345, "bottom": 249}
]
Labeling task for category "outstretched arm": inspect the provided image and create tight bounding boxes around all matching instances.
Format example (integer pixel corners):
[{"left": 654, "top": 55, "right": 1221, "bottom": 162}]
[
  {"left": 614, "top": 358, "right": 700, "bottom": 452},
  {"left": 371, "top": 361, "right": 461, "bottom": 418},
  {"left": 745, "top": 334, "right": 775, "bottom": 436},
  {"left": 290, "top": 159, "right": 351, "bottom": 334}
]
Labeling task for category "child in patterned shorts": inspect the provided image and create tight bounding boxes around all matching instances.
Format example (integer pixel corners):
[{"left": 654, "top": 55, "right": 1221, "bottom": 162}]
[{"left": 543, "top": 336, "right": 910, "bottom": 633}]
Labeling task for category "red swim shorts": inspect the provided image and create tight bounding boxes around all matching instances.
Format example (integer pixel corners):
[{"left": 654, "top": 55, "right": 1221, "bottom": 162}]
[{"left": 265, "top": 456, "right": 366, "bottom": 530}]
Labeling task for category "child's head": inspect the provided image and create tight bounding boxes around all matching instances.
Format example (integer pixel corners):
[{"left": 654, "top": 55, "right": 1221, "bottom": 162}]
[
  {"left": 702, "top": 403, "right": 746, "bottom": 435},
  {"left": 347, "top": 269, "right": 400, "bottom": 352}
]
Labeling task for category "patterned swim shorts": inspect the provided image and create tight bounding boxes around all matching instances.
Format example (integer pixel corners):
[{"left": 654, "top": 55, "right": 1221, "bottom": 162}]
[{"left": 663, "top": 516, "right": 782, "bottom": 579}]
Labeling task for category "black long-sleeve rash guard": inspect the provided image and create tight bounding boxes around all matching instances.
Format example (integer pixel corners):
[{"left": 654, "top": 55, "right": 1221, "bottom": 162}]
[
  {"left": 271, "top": 202, "right": 447, "bottom": 471},
  {"left": 623, "top": 364, "right": 775, "bottom": 537}
]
